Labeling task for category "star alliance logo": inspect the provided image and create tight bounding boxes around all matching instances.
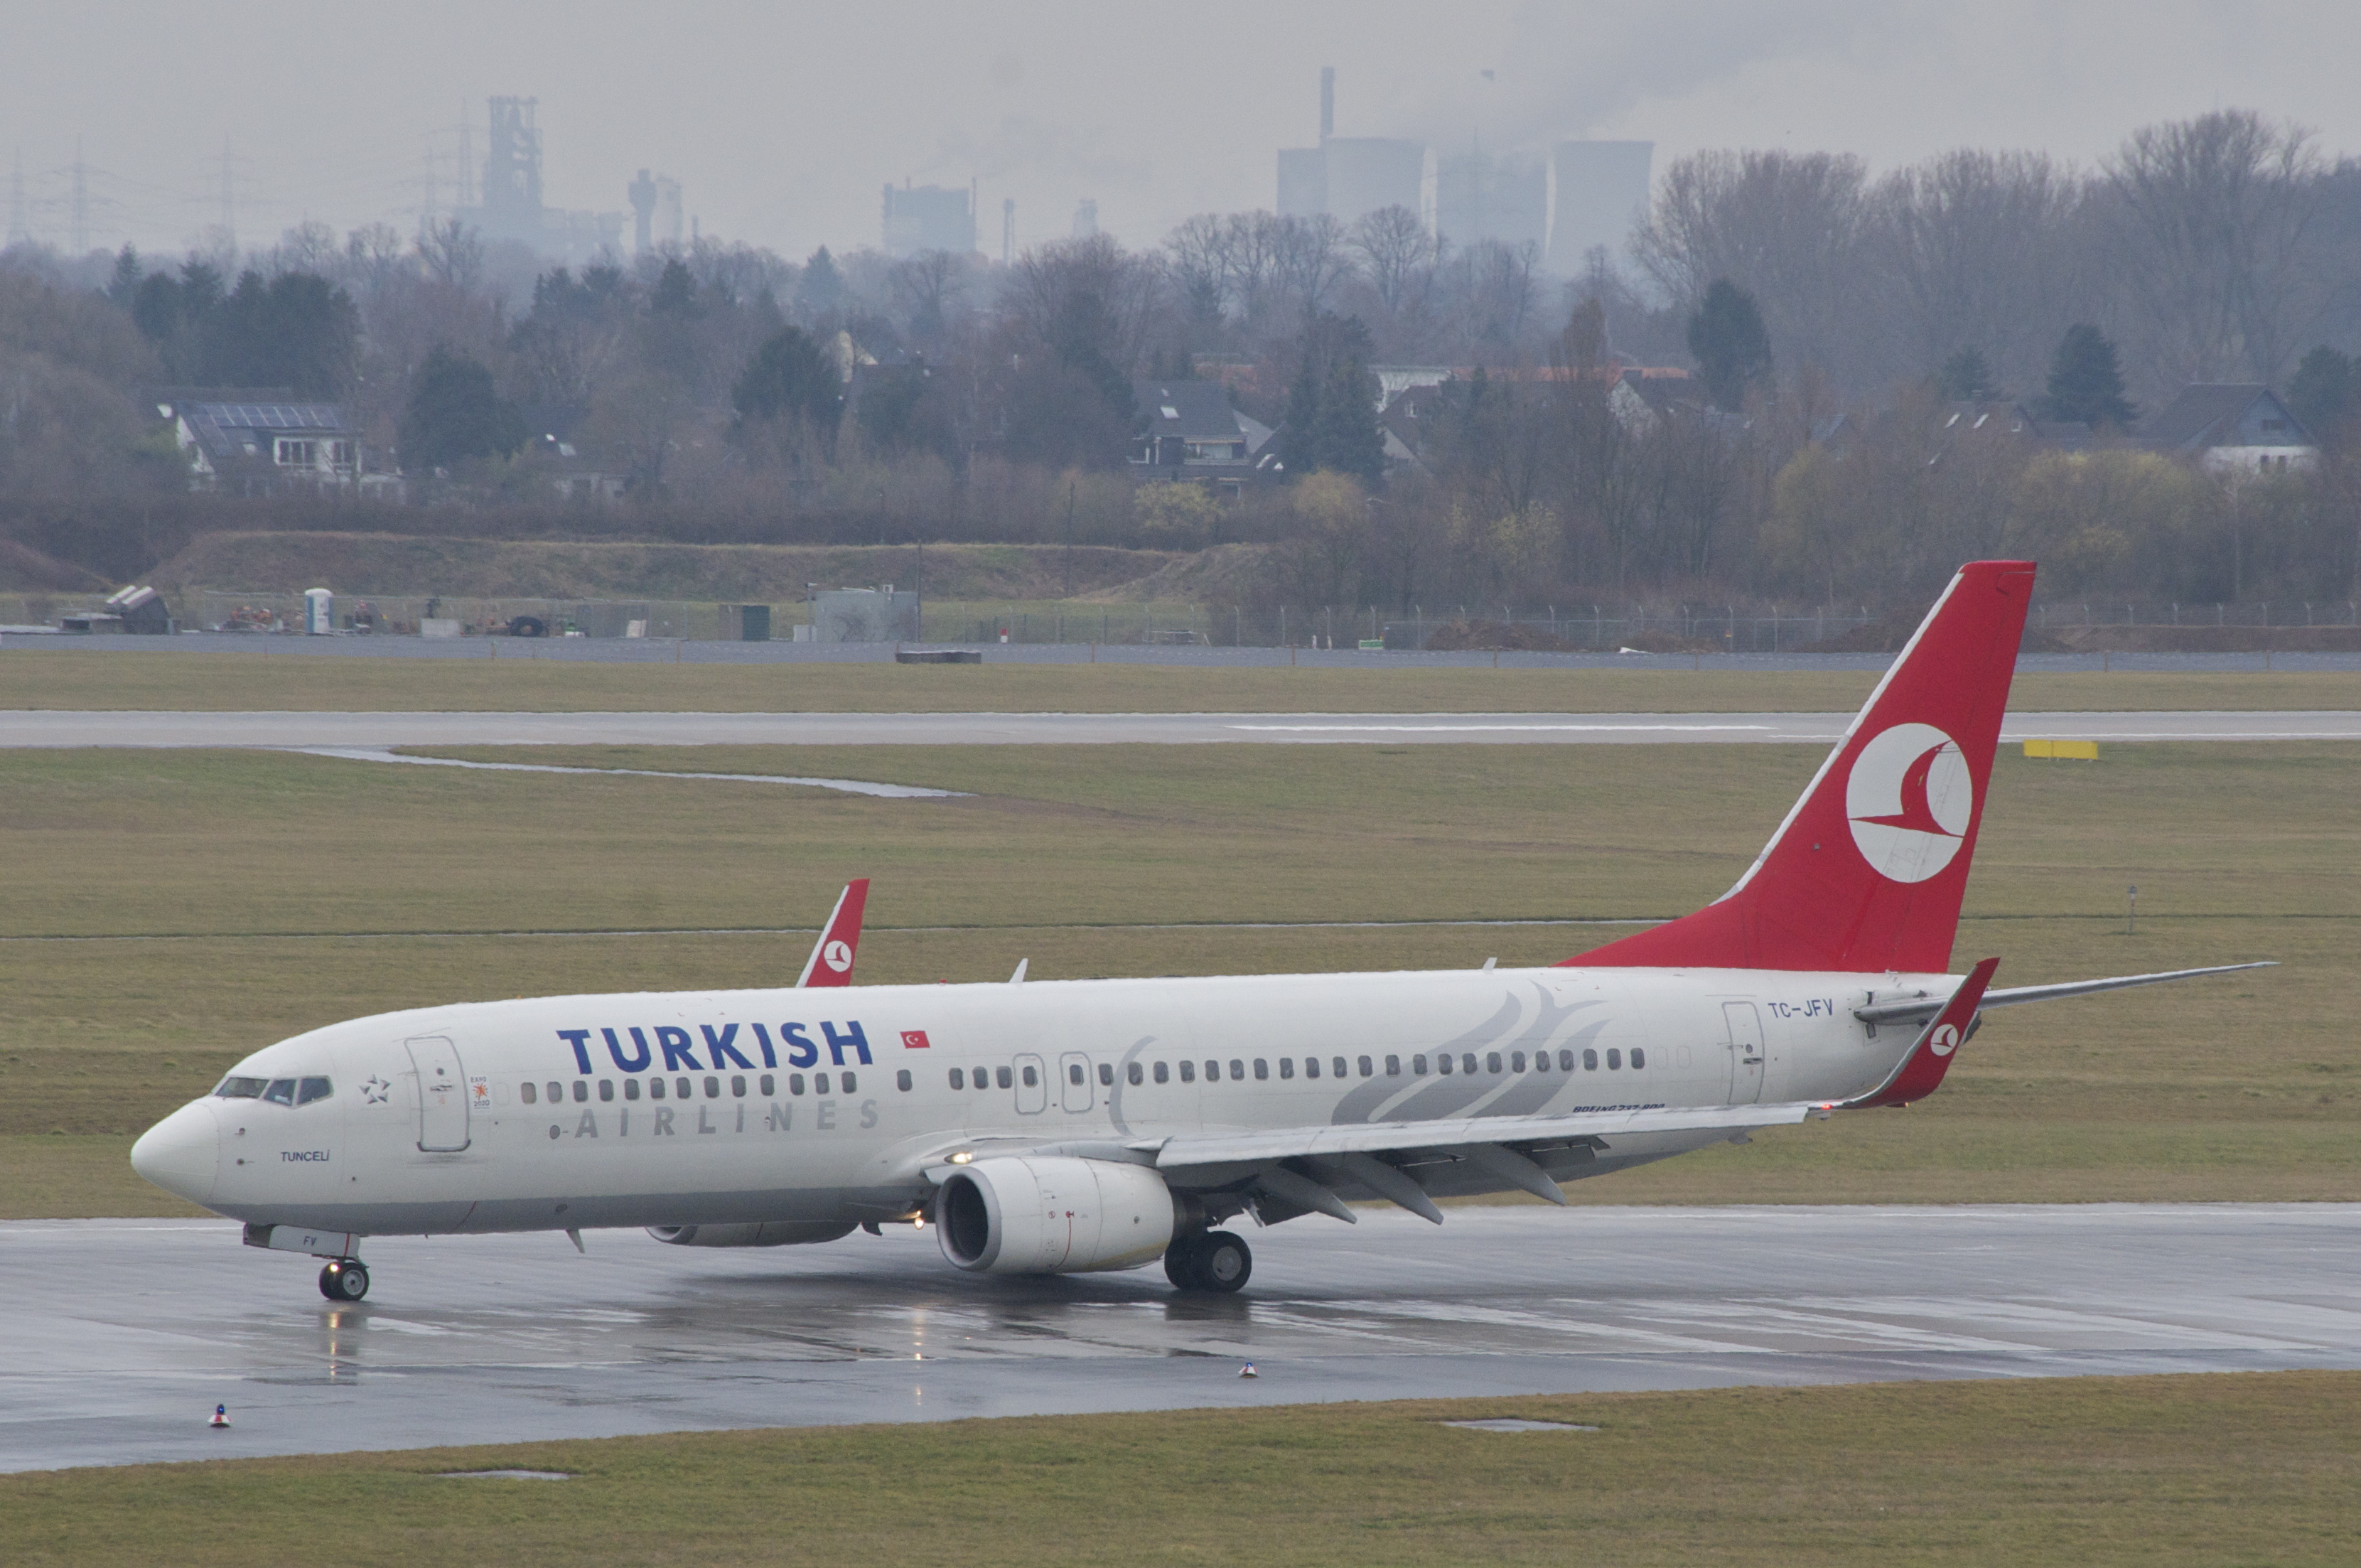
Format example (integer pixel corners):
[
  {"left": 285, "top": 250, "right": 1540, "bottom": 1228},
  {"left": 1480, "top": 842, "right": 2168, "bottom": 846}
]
[{"left": 360, "top": 1075, "right": 392, "bottom": 1105}]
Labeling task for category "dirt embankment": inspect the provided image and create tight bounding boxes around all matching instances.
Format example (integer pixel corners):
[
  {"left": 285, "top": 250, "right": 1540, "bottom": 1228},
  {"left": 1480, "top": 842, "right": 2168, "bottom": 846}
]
[{"left": 150, "top": 533, "right": 1189, "bottom": 602}]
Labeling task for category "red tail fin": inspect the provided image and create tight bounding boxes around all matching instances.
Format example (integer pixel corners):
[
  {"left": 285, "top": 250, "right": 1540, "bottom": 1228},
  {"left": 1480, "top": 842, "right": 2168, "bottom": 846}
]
[
  {"left": 797, "top": 879, "right": 869, "bottom": 987},
  {"left": 1561, "top": 561, "right": 2035, "bottom": 974}
]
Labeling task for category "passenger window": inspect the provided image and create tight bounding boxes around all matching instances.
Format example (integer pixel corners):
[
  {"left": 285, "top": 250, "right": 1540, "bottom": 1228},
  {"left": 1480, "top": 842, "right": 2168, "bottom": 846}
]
[
  {"left": 1204, "top": 1060, "right": 1220, "bottom": 1081},
  {"left": 1486, "top": 1053, "right": 1502, "bottom": 1075},
  {"left": 790, "top": 1073, "right": 807, "bottom": 1095},
  {"left": 1230, "top": 1059, "right": 1245, "bottom": 1080},
  {"left": 650, "top": 1077, "right": 667, "bottom": 1099},
  {"left": 1462, "top": 1053, "right": 1478, "bottom": 1075},
  {"left": 1559, "top": 1049, "right": 1574, "bottom": 1071},
  {"left": 297, "top": 1077, "right": 333, "bottom": 1105},
  {"left": 1331, "top": 1056, "right": 1348, "bottom": 1079},
  {"left": 1179, "top": 1061, "right": 1195, "bottom": 1083},
  {"left": 521, "top": 1081, "right": 538, "bottom": 1105},
  {"left": 1438, "top": 1053, "right": 1453, "bottom": 1075},
  {"left": 1067, "top": 1063, "right": 1084, "bottom": 1085},
  {"left": 1156, "top": 1061, "right": 1171, "bottom": 1083},
  {"left": 547, "top": 1081, "right": 564, "bottom": 1103},
  {"left": 1098, "top": 1063, "right": 1114, "bottom": 1086},
  {"left": 1412, "top": 1055, "right": 1429, "bottom": 1075},
  {"left": 1021, "top": 1065, "right": 1038, "bottom": 1088},
  {"left": 599, "top": 1080, "right": 615, "bottom": 1102},
  {"left": 1386, "top": 1055, "right": 1401, "bottom": 1076},
  {"left": 950, "top": 1068, "right": 965, "bottom": 1090},
  {"left": 1358, "top": 1056, "right": 1373, "bottom": 1078},
  {"left": 1126, "top": 1063, "right": 1144, "bottom": 1086},
  {"left": 1305, "top": 1057, "right": 1320, "bottom": 1079},
  {"left": 758, "top": 1075, "right": 774, "bottom": 1096},
  {"left": 1631, "top": 1048, "right": 1646, "bottom": 1069},
  {"left": 573, "top": 1081, "right": 589, "bottom": 1103},
  {"left": 815, "top": 1073, "right": 832, "bottom": 1094},
  {"left": 626, "top": 1078, "right": 642, "bottom": 1100},
  {"left": 704, "top": 1076, "right": 720, "bottom": 1099},
  {"left": 1254, "top": 1059, "right": 1269, "bottom": 1080},
  {"left": 1607, "top": 1048, "right": 1622, "bottom": 1070},
  {"left": 1279, "top": 1058, "right": 1295, "bottom": 1080},
  {"left": 1510, "top": 1052, "right": 1526, "bottom": 1073},
  {"left": 841, "top": 1072, "right": 856, "bottom": 1092},
  {"left": 731, "top": 1075, "right": 746, "bottom": 1097},
  {"left": 896, "top": 1070, "right": 913, "bottom": 1092},
  {"left": 996, "top": 1066, "right": 1012, "bottom": 1089},
  {"left": 1583, "top": 1048, "right": 1598, "bottom": 1070},
  {"left": 1534, "top": 1051, "right": 1549, "bottom": 1072}
]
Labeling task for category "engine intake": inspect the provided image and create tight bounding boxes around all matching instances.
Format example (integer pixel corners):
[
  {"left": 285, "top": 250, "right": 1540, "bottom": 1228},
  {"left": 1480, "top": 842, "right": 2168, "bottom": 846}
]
[
  {"left": 936, "top": 1156, "right": 1176, "bottom": 1274},
  {"left": 646, "top": 1221, "right": 856, "bottom": 1247}
]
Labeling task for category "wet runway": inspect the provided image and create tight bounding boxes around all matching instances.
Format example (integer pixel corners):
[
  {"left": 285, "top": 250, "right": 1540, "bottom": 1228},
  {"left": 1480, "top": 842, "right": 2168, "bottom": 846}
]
[
  {"left": 6, "top": 1204, "right": 2357, "bottom": 1473},
  {"left": 7, "top": 709, "right": 2361, "bottom": 749}
]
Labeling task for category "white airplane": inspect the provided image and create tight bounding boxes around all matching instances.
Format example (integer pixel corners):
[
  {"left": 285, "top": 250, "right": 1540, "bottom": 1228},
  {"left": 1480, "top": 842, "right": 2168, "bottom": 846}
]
[{"left": 131, "top": 561, "right": 2267, "bottom": 1302}]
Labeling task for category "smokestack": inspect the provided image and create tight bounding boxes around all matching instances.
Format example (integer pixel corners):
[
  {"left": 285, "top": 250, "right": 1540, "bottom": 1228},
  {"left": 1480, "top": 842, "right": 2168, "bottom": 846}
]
[{"left": 1320, "top": 66, "right": 1334, "bottom": 141}]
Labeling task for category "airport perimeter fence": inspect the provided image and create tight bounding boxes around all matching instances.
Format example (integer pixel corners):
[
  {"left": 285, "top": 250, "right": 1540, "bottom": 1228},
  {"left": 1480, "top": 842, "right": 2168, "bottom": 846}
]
[{"left": 8, "top": 589, "right": 2358, "bottom": 650}]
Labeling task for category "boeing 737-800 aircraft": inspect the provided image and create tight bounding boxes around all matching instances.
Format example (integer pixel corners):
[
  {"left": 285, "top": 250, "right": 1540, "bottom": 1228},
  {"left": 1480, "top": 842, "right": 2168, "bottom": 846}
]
[{"left": 131, "top": 561, "right": 2264, "bottom": 1301}]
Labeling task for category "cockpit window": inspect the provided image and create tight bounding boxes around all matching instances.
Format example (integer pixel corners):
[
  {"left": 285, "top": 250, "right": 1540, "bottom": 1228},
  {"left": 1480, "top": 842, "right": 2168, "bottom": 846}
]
[
  {"left": 215, "top": 1076, "right": 268, "bottom": 1099},
  {"left": 263, "top": 1079, "right": 297, "bottom": 1106},
  {"left": 296, "top": 1077, "right": 333, "bottom": 1105}
]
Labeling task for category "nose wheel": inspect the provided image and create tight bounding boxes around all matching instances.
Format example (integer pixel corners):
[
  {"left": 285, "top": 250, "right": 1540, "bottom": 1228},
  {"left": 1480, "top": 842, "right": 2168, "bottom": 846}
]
[
  {"left": 318, "top": 1259, "right": 370, "bottom": 1302},
  {"left": 1163, "top": 1230, "right": 1251, "bottom": 1294}
]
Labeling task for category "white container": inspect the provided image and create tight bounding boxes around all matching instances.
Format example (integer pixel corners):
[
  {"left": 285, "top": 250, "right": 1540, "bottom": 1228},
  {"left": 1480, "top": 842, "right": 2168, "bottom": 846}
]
[
  {"left": 302, "top": 588, "right": 333, "bottom": 635},
  {"left": 419, "top": 618, "right": 461, "bottom": 638}
]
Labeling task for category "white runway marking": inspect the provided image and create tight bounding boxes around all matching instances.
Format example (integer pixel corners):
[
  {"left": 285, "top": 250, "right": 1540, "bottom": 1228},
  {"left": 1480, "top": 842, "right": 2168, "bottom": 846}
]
[{"left": 284, "top": 746, "right": 969, "bottom": 798}]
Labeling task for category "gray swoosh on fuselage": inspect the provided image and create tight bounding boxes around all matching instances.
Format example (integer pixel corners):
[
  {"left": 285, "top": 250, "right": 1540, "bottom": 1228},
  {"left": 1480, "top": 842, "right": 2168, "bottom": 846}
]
[{"left": 1330, "top": 987, "right": 1603, "bottom": 1124}]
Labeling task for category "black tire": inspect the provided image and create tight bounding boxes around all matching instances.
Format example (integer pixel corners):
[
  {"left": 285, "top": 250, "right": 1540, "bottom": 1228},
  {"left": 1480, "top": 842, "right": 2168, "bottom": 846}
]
[
  {"left": 318, "top": 1260, "right": 369, "bottom": 1301},
  {"left": 509, "top": 616, "right": 547, "bottom": 638},
  {"left": 1163, "top": 1233, "right": 1206, "bottom": 1291},
  {"left": 1198, "top": 1231, "right": 1251, "bottom": 1293}
]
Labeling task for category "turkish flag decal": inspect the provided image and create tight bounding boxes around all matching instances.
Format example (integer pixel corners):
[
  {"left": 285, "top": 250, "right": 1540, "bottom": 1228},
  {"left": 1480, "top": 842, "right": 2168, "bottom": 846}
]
[{"left": 901, "top": 1030, "right": 931, "bottom": 1049}]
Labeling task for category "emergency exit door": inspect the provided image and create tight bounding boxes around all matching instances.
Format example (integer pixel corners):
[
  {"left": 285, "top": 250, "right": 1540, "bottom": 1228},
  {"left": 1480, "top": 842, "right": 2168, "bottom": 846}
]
[
  {"left": 1012, "top": 1053, "right": 1048, "bottom": 1115},
  {"left": 1722, "top": 1004, "right": 1765, "bottom": 1105},
  {"left": 1059, "top": 1053, "right": 1095, "bottom": 1112},
  {"left": 406, "top": 1036, "right": 471, "bottom": 1151}
]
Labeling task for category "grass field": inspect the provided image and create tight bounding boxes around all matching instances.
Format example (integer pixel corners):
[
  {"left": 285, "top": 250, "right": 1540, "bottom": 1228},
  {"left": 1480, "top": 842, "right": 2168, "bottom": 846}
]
[
  {"left": 7, "top": 1372, "right": 2357, "bottom": 1565},
  {"left": 0, "top": 739, "right": 2349, "bottom": 1217},
  {"left": 5, "top": 643, "right": 2361, "bottom": 712}
]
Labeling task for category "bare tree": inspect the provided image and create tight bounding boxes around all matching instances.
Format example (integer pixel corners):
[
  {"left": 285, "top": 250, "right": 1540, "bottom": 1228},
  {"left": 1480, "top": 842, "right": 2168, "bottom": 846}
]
[
  {"left": 1161, "top": 214, "right": 1232, "bottom": 340},
  {"left": 2103, "top": 109, "right": 2328, "bottom": 389},
  {"left": 1271, "top": 213, "right": 1355, "bottom": 318},
  {"left": 886, "top": 249, "right": 968, "bottom": 343},
  {"left": 416, "top": 218, "right": 485, "bottom": 291},
  {"left": 1348, "top": 205, "right": 1436, "bottom": 315}
]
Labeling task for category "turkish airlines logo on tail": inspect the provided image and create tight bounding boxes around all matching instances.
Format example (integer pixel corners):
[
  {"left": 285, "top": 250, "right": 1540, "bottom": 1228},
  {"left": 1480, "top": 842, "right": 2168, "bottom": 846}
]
[
  {"left": 823, "top": 940, "right": 854, "bottom": 973},
  {"left": 1844, "top": 722, "right": 1973, "bottom": 884}
]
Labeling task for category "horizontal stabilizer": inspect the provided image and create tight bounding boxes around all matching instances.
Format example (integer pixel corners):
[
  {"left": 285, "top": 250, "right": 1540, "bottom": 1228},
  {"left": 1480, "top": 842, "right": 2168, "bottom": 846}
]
[
  {"left": 1839, "top": 956, "right": 1998, "bottom": 1110},
  {"left": 1854, "top": 961, "right": 2275, "bottom": 1026}
]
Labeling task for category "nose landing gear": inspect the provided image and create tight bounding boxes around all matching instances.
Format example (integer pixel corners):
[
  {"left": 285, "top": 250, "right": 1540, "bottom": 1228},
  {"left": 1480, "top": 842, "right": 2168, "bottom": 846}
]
[
  {"left": 318, "top": 1259, "right": 370, "bottom": 1302},
  {"left": 1163, "top": 1230, "right": 1252, "bottom": 1294}
]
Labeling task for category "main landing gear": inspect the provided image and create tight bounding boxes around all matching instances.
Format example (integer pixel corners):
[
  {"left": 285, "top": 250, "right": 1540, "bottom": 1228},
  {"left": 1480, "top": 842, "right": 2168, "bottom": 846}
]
[
  {"left": 1164, "top": 1230, "right": 1252, "bottom": 1294},
  {"left": 318, "top": 1259, "right": 370, "bottom": 1302}
]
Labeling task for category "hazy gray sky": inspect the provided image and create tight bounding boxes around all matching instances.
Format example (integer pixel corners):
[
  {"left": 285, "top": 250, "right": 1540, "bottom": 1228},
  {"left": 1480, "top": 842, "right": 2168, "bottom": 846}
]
[{"left": 9, "top": 1, "right": 2356, "bottom": 264}]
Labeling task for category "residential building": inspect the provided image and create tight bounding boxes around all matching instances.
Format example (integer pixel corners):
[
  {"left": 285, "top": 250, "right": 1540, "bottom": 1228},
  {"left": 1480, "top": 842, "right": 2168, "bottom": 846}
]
[
  {"left": 156, "top": 390, "right": 369, "bottom": 493},
  {"left": 1129, "top": 380, "right": 1269, "bottom": 496},
  {"left": 2141, "top": 384, "right": 2319, "bottom": 475}
]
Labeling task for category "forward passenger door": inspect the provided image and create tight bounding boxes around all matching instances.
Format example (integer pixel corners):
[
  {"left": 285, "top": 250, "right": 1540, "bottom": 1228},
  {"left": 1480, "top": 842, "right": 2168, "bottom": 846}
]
[{"left": 405, "top": 1036, "right": 470, "bottom": 1151}]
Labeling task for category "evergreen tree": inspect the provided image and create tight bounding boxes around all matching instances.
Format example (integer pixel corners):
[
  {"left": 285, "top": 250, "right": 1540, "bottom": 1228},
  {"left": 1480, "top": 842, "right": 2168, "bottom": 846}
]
[
  {"left": 650, "top": 258, "right": 698, "bottom": 318},
  {"left": 2287, "top": 345, "right": 2355, "bottom": 442},
  {"left": 1308, "top": 355, "right": 1385, "bottom": 485},
  {"left": 1685, "top": 279, "right": 1771, "bottom": 412},
  {"left": 1937, "top": 346, "right": 1996, "bottom": 401},
  {"left": 105, "top": 246, "right": 142, "bottom": 306},
  {"left": 731, "top": 326, "right": 841, "bottom": 431},
  {"left": 399, "top": 345, "right": 526, "bottom": 471},
  {"left": 2038, "top": 323, "right": 2137, "bottom": 427},
  {"left": 797, "top": 247, "right": 844, "bottom": 316},
  {"left": 203, "top": 270, "right": 358, "bottom": 397}
]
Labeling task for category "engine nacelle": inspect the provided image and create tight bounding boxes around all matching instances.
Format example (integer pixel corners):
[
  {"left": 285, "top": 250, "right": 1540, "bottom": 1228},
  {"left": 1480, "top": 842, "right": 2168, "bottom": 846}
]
[
  {"left": 646, "top": 1221, "right": 856, "bottom": 1247},
  {"left": 936, "top": 1156, "right": 1176, "bottom": 1274}
]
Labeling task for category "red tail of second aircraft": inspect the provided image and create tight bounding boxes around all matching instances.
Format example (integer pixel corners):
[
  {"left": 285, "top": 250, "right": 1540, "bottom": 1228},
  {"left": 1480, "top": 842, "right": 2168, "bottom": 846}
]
[
  {"left": 797, "top": 879, "right": 870, "bottom": 987},
  {"left": 1562, "top": 560, "right": 2035, "bottom": 975}
]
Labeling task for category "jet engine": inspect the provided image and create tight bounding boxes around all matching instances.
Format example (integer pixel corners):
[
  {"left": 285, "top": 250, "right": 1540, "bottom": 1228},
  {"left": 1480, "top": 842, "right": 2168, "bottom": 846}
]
[
  {"left": 646, "top": 1221, "right": 856, "bottom": 1247},
  {"left": 935, "top": 1156, "right": 1176, "bottom": 1274}
]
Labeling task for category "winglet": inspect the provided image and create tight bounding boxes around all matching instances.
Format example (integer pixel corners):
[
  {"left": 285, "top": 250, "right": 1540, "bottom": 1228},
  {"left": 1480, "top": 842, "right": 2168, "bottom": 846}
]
[
  {"left": 1839, "top": 956, "right": 1999, "bottom": 1109},
  {"left": 796, "top": 880, "right": 870, "bottom": 988}
]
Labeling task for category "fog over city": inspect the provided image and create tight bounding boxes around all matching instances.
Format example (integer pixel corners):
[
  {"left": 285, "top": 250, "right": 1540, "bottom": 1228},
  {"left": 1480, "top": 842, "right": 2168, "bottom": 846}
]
[{"left": 9, "top": 1, "right": 2360, "bottom": 257}]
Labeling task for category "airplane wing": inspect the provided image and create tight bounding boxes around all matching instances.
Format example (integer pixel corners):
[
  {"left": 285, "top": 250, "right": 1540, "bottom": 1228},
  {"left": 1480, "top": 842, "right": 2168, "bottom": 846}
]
[
  {"left": 795, "top": 879, "right": 870, "bottom": 988},
  {"left": 1853, "top": 961, "right": 2273, "bottom": 1026}
]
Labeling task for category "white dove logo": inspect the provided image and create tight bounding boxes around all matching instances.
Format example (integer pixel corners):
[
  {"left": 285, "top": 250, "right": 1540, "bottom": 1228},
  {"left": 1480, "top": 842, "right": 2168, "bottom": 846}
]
[
  {"left": 1845, "top": 723, "right": 1974, "bottom": 884},
  {"left": 824, "top": 940, "right": 854, "bottom": 972},
  {"left": 1928, "top": 1023, "right": 1962, "bottom": 1057}
]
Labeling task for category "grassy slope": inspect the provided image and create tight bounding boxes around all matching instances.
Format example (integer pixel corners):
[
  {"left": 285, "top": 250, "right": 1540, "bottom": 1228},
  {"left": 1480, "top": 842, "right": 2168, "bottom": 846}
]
[
  {"left": 1, "top": 741, "right": 2349, "bottom": 1216},
  {"left": 8, "top": 1374, "right": 2359, "bottom": 1566},
  {"left": 5, "top": 645, "right": 2361, "bottom": 711}
]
